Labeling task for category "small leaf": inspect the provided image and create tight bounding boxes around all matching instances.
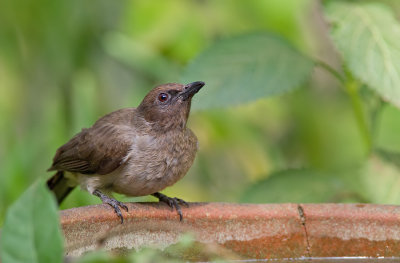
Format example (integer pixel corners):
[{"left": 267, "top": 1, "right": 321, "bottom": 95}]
[
  {"left": 181, "top": 33, "right": 313, "bottom": 110},
  {"left": 361, "top": 155, "right": 400, "bottom": 204},
  {"left": 324, "top": 2, "right": 400, "bottom": 108},
  {"left": 240, "top": 169, "right": 366, "bottom": 203},
  {"left": 0, "top": 181, "right": 63, "bottom": 263}
]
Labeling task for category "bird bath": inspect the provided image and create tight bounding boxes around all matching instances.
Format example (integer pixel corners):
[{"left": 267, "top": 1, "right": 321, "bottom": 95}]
[{"left": 60, "top": 203, "right": 400, "bottom": 261}]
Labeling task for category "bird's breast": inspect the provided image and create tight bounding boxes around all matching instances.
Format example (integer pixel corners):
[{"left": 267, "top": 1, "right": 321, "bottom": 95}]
[{"left": 112, "top": 129, "right": 197, "bottom": 196}]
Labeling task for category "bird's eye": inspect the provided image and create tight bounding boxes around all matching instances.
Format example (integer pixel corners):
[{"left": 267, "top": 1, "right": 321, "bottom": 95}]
[{"left": 158, "top": 93, "right": 169, "bottom": 102}]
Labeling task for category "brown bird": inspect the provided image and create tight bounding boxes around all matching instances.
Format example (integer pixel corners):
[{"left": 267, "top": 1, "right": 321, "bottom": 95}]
[{"left": 47, "top": 81, "right": 204, "bottom": 223}]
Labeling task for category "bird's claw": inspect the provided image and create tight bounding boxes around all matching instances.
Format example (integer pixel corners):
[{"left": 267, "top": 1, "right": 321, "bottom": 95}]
[
  {"left": 105, "top": 198, "right": 128, "bottom": 224},
  {"left": 93, "top": 189, "right": 128, "bottom": 224},
  {"left": 153, "top": 193, "right": 189, "bottom": 221}
]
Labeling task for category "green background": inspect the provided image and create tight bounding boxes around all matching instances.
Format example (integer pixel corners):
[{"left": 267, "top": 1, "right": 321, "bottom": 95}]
[{"left": 2, "top": 0, "right": 400, "bottom": 226}]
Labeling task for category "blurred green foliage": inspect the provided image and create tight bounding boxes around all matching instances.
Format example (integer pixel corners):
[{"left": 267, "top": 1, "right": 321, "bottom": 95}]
[
  {"left": 2, "top": 0, "right": 400, "bottom": 233},
  {"left": 0, "top": 0, "right": 315, "bottom": 221},
  {"left": 0, "top": 181, "right": 63, "bottom": 263},
  {"left": 3, "top": 0, "right": 400, "bottom": 261}
]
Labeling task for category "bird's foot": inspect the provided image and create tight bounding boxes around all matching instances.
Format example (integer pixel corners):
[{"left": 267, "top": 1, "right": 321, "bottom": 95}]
[
  {"left": 152, "top": 192, "right": 189, "bottom": 221},
  {"left": 93, "top": 189, "right": 128, "bottom": 224}
]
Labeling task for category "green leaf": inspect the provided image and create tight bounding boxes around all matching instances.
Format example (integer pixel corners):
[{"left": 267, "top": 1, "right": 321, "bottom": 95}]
[
  {"left": 240, "top": 169, "right": 366, "bottom": 203},
  {"left": 324, "top": 2, "right": 400, "bottom": 108},
  {"left": 0, "top": 181, "right": 63, "bottom": 263},
  {"left": 361, "top": 155, "right": 400, "bottom": 204},
  {"left": 181, "top": 33, "right": 313, "bottom": 110}
]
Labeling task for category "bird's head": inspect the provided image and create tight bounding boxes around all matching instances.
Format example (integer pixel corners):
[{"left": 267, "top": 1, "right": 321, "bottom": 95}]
[{"left": 137, "top": 81, "right": 205, "bottom": 131}]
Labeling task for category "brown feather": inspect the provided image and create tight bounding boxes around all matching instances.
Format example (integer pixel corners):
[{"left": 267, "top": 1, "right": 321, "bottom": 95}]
[{"left": 48, "top": 108, "right": 138, "bottom": 175}]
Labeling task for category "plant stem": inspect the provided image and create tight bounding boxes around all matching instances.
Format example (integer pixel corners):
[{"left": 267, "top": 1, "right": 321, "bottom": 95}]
[
  {"left": 369, "top": 97, "right": 384, "bottom": 145},
  {"left": 315, "top": 60, "right": 373, "bottom": 152},
  {"left": 315, "top": 60, "right": 345, "bottom": 84},
  {"left": 345, "top": 78, "right": 372, "bottom": 153}
]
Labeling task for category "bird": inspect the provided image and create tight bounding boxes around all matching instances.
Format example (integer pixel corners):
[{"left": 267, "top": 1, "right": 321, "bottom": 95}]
[{"left": 47, "top": 81, "right": 205, "bottom": 223}]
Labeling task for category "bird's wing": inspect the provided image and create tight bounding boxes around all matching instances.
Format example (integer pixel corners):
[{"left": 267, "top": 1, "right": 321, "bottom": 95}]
[{"left": 48, "top": 111, "right": 135, "bottom": 175}]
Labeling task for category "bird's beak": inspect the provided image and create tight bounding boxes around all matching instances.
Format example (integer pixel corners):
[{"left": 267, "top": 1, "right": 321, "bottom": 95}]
[{"left": 180, "top": 81, "right": 205, "bottom": 101}]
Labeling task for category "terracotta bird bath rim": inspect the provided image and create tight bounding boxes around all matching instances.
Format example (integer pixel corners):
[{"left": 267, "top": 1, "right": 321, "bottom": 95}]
[{"left": 60, "top": 202, "right": 400, "bottom": 260}]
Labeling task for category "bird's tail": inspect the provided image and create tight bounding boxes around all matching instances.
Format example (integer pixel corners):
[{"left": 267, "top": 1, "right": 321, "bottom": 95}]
[{"left": 47, "top": 171, "right": 75, "bottom": 205}]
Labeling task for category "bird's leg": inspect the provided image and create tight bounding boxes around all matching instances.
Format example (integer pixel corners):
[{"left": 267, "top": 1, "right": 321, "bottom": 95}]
[
  {"left": 152, "top": 192, "right": 189, "bottom": 221},
  {"left": 93, "top": 189, "right": 128, "bottom": 223}
]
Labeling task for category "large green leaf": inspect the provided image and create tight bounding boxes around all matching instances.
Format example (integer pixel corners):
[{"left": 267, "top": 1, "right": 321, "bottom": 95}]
[
  {"left": 0, "top": 181, "right": 63, "bottom": 263},
  {"left": 181, "top": 33, "right": 313, "bottom": 110},
  {"left": 240, "top": 169, "right": 366, "bottom": 203},
  {"left": 324, "top": 2, "right": 400, "bottom": 108}
]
